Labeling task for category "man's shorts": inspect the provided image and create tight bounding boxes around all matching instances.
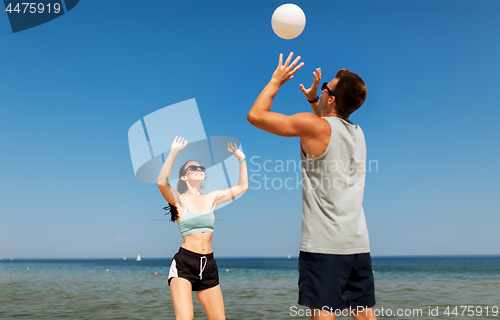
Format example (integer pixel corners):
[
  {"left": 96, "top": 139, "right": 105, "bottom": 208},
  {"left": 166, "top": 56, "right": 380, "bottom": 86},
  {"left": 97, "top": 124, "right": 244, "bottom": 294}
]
[
  {"left": 298, "top": 251, "right": 376, "bottom": 311},
  {"left": 168, "top": 247, "right": 219, "bottom": 291}
]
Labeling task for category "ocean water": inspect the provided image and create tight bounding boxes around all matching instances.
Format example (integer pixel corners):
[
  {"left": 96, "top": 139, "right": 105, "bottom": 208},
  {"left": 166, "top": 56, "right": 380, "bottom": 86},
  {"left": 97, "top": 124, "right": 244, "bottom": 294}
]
[{"left": 1, "top": 256, "right": 499, "bottom": 319}]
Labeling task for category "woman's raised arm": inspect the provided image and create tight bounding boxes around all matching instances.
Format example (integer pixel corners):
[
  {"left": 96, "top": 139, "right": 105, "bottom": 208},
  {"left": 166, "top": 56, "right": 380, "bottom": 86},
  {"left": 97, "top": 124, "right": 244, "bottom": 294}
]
[
  {"left": 210, "top": 142, "right": 248, "bottom": 207},
  {"left": 157, "top": 136, "right": 187, "bottom": 205}
]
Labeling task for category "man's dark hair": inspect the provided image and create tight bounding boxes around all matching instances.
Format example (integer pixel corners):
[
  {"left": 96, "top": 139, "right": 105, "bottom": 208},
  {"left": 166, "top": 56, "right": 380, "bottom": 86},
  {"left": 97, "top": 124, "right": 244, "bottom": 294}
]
[{"left": 333, "top": 69, "right": 367, "bottom": 117}]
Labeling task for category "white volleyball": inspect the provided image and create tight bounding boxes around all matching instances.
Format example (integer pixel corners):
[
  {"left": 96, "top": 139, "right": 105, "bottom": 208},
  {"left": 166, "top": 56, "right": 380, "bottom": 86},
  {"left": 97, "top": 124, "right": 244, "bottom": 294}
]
[{"left": 271, "top": 4, "right": 306, "bottom": 40}]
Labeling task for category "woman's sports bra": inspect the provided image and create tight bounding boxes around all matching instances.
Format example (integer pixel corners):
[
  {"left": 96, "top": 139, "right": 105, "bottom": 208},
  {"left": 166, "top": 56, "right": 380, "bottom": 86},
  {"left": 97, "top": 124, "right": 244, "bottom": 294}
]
[{"left": 177, "top": 194, "right": 215, "bottom": 237}]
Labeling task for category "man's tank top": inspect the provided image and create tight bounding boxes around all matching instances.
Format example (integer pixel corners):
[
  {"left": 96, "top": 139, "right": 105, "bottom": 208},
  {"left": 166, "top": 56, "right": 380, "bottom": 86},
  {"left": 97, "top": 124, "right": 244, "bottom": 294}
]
[{"left": 300, "top": 116, "right": 370, "bottom": 254}]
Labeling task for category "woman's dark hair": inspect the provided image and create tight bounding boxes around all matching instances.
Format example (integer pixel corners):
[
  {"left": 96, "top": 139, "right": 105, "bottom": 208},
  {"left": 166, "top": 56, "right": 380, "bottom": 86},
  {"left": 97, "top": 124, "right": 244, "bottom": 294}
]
[{"left": 162, "top": 160, "right": 206, "bottom": 222}]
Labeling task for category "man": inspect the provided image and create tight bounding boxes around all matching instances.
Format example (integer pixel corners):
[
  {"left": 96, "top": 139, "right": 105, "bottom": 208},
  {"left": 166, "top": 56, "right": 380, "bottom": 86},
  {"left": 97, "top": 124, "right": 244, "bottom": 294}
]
[{"left": 247, "top": 52, "right": 376, "bottom": 320}]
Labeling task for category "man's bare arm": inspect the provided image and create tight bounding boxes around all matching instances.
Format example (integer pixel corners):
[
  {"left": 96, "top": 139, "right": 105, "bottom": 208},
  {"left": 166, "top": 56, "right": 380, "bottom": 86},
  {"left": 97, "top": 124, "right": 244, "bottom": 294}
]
[{"left": 248, "top": 52, "right": 319, "bottom": 137}]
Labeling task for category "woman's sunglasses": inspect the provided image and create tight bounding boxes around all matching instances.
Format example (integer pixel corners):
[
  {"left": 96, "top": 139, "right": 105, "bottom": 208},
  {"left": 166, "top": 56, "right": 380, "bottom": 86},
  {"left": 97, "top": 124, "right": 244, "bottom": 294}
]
[
  {"left": 184, "top": 165, "right": 206, "bottom": 175},
  {"left": 322, "top": 82, "right": 336, "bottom": 97}
]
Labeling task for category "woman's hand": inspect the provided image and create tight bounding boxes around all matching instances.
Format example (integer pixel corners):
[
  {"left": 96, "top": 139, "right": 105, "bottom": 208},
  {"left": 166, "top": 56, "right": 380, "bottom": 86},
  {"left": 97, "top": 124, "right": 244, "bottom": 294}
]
[
  {"left": 299, "top": 67, "right": 321, "bottom": 102},
  {"left": 171, "top": 136, "right": 188, "bottom": 152},
  {"left": 227, "top": 142, "right": 245, "bottom": 161}
]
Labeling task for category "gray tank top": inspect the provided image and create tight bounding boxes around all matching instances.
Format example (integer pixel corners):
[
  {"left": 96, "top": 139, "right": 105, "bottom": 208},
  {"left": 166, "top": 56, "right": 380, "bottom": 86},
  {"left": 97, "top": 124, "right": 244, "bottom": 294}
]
[{"left": 300, "top": 116, "right": 370, "bottom": 254}]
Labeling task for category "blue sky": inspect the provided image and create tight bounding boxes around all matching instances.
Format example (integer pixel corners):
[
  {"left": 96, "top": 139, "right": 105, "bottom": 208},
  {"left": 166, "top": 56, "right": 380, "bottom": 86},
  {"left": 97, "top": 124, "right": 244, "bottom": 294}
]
[{"left": 1, "top": 0, "right": 499, "bottom": 258}]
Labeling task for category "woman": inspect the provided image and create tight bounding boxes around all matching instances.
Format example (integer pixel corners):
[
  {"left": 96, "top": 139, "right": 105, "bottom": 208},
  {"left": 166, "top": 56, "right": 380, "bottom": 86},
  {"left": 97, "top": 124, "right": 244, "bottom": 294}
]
[{"left": 157, "top": 136, "right": 248, "bottom": 320}]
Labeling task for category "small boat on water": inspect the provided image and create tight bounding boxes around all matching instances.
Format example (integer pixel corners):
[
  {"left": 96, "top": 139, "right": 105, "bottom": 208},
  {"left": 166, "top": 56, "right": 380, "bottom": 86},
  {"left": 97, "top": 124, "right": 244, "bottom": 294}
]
[
  {"left": 136, "top": 255, "right": 141, "bottom": 261},
  {"left": 123, "top": 257, "right": 126, "bottom": 260}
]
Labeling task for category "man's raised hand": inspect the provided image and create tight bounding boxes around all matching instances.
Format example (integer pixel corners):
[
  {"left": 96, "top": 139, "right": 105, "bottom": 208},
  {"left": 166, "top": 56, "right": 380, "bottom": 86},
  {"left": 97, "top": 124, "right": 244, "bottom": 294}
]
[
  {"left": 299, "top": 67, "right": 321, "bottom": 102},
  {"left": 271, "top": 52, "right": 304, "bottom": 87}
]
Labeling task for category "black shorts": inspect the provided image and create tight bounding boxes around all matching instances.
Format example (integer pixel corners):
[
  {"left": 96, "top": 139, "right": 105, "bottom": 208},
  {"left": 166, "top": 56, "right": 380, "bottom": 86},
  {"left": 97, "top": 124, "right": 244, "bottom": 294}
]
[
  {"left": 168, "top": 247, "right": 219, "bottom": 291},
  {"left": 298, "top": 251, "right": 376, "bottom": 311}
]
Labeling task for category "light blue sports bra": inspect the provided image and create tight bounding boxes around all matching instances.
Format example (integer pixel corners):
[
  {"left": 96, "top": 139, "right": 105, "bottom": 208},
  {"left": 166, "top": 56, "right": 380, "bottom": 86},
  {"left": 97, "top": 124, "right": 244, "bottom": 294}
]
[{"left": 177, "top": 194, "right": 215, "bottom": 237}]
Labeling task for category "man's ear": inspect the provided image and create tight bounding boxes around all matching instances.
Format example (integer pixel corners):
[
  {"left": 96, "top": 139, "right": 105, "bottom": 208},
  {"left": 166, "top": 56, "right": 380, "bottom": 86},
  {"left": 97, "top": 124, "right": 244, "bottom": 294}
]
[{"left": 328, "top": 95, "right": 336, "bottom": 105}]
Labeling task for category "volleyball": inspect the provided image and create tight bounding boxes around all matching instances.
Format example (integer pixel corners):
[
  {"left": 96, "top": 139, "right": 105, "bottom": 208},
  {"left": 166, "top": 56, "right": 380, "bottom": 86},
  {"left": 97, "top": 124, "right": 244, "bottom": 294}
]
[{"left": 271, "top": 4, "right": 306, "bottom": 40}]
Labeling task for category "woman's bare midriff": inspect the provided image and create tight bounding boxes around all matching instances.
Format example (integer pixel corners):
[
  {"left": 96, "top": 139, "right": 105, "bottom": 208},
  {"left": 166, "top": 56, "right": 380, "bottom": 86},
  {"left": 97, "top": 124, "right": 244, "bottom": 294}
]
[{"left": 180, "top": 232, "right": 213, "bottom": 254}]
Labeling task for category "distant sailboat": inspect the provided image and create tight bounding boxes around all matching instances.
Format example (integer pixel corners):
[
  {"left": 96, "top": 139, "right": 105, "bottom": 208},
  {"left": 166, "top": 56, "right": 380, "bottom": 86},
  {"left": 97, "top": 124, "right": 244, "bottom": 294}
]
[
  {"left": 288, "top": 255, "right": 291, "bottom": 259},
  {"left": 136, "top": 255, "right": 141, "bottom": 261},
  {"left": 123, "top": 257, "right": 126, "bottom": 260}
]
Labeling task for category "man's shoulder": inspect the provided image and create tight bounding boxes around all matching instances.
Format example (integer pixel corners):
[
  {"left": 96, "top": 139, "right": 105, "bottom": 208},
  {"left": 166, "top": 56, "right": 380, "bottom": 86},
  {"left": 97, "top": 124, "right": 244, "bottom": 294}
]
[
  {"left": 294, "top": 113, "right": 331, "bottom": 133},
  {"left": 326, "top": 116, "right": 364, "bottom": 134},
  {"left": 324, "top": 116, "right": 358, "bottom": 126}
]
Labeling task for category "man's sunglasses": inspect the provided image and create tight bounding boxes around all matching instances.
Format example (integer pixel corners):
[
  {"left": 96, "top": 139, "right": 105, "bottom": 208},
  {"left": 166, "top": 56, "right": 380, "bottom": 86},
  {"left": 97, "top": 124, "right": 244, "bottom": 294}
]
[
  {"left": 322, "top": 82, "right": 335, "bottom": 97},
  {"left": 184, "top": 165, "right": 206, "bottom": 175}
]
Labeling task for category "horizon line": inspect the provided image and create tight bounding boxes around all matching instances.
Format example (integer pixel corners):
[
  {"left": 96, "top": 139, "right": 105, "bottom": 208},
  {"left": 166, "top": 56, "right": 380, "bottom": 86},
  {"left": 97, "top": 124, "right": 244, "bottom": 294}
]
[{"left": 2, "top": 254, "right": 500, "bottom": 260}]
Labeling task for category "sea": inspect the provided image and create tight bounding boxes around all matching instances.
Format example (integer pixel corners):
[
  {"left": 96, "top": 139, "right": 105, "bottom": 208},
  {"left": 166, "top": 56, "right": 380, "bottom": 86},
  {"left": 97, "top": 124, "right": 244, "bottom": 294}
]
[{"left": 1, "top": 256, "right": 499, "bottom": 319}]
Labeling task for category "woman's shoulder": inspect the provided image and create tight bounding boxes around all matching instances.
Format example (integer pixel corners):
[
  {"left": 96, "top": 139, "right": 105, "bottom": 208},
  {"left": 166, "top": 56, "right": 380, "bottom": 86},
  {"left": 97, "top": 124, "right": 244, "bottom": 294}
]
[
  {"left": 174, "top": 194, "right": 186, "bottom": 209},
  {"left": 203, "top": 191, "right": 217, "bottom": 201},
  {"left": 202, "top": 192, "right": 217, "bottom": 211}
]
